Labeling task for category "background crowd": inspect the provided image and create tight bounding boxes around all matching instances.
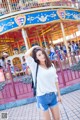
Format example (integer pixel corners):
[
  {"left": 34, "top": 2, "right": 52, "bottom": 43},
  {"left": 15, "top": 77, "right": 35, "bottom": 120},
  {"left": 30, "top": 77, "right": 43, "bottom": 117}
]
[{"left": 45, "top": 40, "right": 80, "bottom": 61}]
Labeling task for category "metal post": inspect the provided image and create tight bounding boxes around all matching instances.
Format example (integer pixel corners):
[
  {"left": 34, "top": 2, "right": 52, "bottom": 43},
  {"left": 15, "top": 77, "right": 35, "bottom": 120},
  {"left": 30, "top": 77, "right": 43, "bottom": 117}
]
[
  {"left": 60, "top": 22, "right": 72, "bottom": 66},
  {"left": 50, "top": 33, "right": 54, "bottom": 45},
  {"left": 27, "top": 37, "right": 31, "bottom": 48},
  {"left": 37, "top": 33, "right": 42, "bottom": 47},
  {"left": 9, "top": 44, "right": 13, "bottom": 56},
  {"left": 17, "top": 41, "right": 20, "bottom": 54},
  {"left": 21, "top": 28, "right": 29, "bottom": 50},
  {"left": 42, "top": 31, "right": 47, "bottom": 48},
  {"left": 7, "top": 0, "right": 12, "bottom": 12}
]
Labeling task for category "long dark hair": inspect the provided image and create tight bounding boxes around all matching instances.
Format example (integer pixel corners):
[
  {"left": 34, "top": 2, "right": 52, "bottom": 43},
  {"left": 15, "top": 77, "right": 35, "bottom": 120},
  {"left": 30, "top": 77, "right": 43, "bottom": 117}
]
[{"left": 32, "top": 47, "right": 52, "bottom": 68}]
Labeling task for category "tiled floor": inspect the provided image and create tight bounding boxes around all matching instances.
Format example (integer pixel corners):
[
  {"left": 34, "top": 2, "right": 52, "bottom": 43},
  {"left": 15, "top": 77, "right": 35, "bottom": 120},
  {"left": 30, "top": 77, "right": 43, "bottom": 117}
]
[{"left": 0, "top": 90, "right": 80, "bottom": 120}]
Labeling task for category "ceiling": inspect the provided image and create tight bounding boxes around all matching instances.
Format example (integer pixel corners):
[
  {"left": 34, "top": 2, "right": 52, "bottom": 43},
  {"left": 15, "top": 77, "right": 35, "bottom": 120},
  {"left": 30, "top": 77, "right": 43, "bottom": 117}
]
[{"left": 0, "top": 21, "right": 79, "bottom": 52}]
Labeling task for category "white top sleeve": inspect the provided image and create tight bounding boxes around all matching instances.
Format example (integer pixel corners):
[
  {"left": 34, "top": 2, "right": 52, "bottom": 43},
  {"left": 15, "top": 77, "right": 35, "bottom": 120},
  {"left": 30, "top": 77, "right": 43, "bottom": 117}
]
[
  {"left": 26, "top": 56, "right": 37, "bottom": 84},
  {"left": 26, "top": 56, "right": 37, "bottom": 68}
]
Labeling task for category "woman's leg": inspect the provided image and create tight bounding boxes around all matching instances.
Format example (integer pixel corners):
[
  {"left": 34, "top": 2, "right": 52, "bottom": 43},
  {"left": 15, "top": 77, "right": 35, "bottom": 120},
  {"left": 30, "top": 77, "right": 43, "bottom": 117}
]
[
  {"left": 41, "top": 110, "right": 51, "bottom": 120},
  {"left": 50, "top": 105, "right": 60, "bottom": 120}
]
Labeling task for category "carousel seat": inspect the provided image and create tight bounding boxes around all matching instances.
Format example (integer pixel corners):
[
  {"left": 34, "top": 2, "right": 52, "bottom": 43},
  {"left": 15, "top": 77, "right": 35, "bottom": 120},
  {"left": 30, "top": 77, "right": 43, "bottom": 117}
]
[{"left": 11, "top": 66, "right": 25, "bottom": 76}]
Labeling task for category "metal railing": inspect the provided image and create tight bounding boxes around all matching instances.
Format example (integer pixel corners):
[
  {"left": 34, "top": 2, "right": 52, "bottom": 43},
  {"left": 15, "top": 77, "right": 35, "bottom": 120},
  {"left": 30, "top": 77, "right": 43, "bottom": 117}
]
[
  {"left": 0, "top": 0, "right": 80, "bottom": 16},
  {"left": 0, "top": 50, "right": 80, "bottom": 105}
]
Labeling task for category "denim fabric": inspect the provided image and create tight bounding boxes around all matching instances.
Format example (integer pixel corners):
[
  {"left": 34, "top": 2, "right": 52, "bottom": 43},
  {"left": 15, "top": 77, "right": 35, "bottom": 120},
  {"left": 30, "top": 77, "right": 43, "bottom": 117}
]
[{"left": 37, "top": 92, "right": 58, "bottom": 111}]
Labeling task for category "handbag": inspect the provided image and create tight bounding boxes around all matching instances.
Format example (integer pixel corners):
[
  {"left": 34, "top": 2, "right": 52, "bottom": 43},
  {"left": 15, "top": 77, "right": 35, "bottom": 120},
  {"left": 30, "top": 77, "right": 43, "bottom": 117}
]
[{"left": 32, "top": 64, "right": 38, "bottom": 96}]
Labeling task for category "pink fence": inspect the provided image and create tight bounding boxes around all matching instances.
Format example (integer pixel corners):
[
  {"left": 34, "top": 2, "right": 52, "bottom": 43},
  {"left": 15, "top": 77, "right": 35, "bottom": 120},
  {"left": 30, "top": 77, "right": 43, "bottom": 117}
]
[
  {"left": 0, "top": 65, "right": 33, "bottom": 104},
  {"left": 0, "top": 52, "right": 80, "bottom": 105},
  {"left": 0, "top": 82, "right": 33, "bottom": 104},
  {"left": 53, "top": 52, "right": 80, "bottom": 88}
]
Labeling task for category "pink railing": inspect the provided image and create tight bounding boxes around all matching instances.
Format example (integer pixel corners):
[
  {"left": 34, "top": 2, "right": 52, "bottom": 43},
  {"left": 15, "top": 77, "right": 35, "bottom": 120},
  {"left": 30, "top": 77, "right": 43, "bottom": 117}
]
[
  {"left": 0, "top": 0, "right": 80, "bottom": 16},
  {"left": 0, "top": 51, "right": 80, "bottom": 105},
  {"left": 53, "top": 51, "right": 80, "bottom": 87},
  {"left": 0, "top": 64, "right": 33, "bottom": 104}
]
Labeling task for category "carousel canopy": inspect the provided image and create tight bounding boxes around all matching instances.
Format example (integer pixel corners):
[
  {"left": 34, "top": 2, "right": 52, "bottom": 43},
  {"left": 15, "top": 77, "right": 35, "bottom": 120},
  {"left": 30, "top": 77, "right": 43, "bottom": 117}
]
[{"left": 0, "top": 21, "right": 80, "bottom": 53}]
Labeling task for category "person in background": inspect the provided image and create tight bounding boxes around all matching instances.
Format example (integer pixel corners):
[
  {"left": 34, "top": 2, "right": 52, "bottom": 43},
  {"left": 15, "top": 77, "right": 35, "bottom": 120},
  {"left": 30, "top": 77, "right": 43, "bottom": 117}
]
[
  {"left": 62, "top": 44, "right": 67, "bottom": 55},
  {"left": 49, "top": 44, "right": 56, "bottom": 60},
  {"left": 44, "top": 46, "right": 50, "bottom": 56},
  {"left": 0, "top": 57, "right": 5, "bottom": 69},
  {"left": 72, "top": 41, "right": 78, "bottom": 54},
  {"left": 22, "top": 56, "right": 27, "bottom": 75},
  {"left": 25, "top": 45, "right": 62, "bottom": 120}
]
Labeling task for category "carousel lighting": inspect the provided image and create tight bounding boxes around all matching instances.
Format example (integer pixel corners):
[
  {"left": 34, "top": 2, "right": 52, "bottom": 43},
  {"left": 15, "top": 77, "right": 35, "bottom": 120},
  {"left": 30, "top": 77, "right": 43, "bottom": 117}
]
[
  {"left": 76, "top": 31, "right": 80, "bottom": 36},
  {"left": 52, "top": 30, "right": 80, "bottom": 44},
  {"left": 77, "top": 24, "right": 80, "bottom": 31}
]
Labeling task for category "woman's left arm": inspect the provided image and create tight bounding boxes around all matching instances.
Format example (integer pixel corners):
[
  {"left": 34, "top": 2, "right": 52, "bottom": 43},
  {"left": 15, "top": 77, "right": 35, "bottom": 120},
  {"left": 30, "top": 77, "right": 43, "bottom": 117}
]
[
  {"left": 53, "top": 64, "right": 62, "bottom": 102},
  {"left": 55, "top": 82, "right": 62, "bottom": 103}
]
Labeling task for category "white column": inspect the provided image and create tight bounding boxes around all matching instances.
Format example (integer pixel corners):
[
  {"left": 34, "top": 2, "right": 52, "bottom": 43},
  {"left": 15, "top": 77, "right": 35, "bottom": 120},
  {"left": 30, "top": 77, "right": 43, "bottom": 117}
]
[
  {"left": 42, "top": 33, "right": 47, "bottom": 48},
  {"left": 21, "top": 28, "right": 29, "bottom": 50},
  {"left": 7, "top": 0, "right": 12, "bottom": 12},
  {"left": 60, "top": 22, "right": 72, "bottom": 66}
]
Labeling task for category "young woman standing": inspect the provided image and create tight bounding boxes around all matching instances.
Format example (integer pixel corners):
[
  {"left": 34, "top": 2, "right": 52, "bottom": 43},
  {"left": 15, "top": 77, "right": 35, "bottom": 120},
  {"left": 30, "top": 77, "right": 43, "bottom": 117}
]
[{"left": 25, "top": 46, "right": 62, "bottom": 120}]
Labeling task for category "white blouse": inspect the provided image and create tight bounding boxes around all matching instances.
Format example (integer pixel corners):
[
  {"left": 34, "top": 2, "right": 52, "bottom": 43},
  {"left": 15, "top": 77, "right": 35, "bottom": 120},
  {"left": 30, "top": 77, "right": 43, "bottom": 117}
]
[{"left": 26, "top": 56, "right": 58, "bottom": 96}]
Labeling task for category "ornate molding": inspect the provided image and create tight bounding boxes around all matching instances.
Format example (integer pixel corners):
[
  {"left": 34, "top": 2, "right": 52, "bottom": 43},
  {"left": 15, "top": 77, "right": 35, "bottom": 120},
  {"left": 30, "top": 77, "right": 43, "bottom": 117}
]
[{"left": 0, "top": 9, "right": 80, "bottom": 35}]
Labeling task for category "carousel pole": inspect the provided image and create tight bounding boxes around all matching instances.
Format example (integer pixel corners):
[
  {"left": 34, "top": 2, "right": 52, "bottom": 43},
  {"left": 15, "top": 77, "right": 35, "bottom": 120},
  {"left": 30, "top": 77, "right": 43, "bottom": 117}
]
[
  {"left": 26, "top": 30, "right": 31, "bottom": 48},
  {"left": 50, "top": 33, "right": 54, "bottom": 45},
  {"left": 39, "top": 37, "right": 42, "bottom": 47},
  {"left": 17, "top": 41, "right": 20, "bottom": 54},
  {"left": 21, "top": 28, "right": 29, "bottom": 50},
  {"left": 60, "top": 22, "right": 72, "bottom": 66},
  {"left": 47, "top": 34, "right": 52, "bottom": 45},
  {"left": 47, "top": 35, "right": 50, "bottom": 44},
  {"left": 43, "top": 35, "right": 47, "bottom": 48},
  {"left": 8, "top": 44, "right": 12, "bottom": 56},
  {"left": 9, "top": 49, "right": 11, "bottom": 56},
  {"left": 7, "top": 0, "right": 12, "bottom": 12},
  {"left": 10, "top": 46, "right": 13, "bottom": 56},
  {"left": 27, "top": 37, "right": 31, "bottom": 48},
  {"left": 42, "top": 30, "right": 47, "bottom": 48},
  {"left": 37, "top": 33, "right": 42, "bottom": 47},
  {"left": 74, "top": 32, "right": 78, "bottom": 42},
  {"left": 9, "top": 43, "right": 13, "bottom": 56}
]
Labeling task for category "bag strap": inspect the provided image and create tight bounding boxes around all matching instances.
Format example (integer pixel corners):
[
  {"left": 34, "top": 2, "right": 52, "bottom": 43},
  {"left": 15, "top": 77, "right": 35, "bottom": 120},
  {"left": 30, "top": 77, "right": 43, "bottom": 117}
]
[{"left": 34, "top": 64, "right": 38, "bottom": 88}]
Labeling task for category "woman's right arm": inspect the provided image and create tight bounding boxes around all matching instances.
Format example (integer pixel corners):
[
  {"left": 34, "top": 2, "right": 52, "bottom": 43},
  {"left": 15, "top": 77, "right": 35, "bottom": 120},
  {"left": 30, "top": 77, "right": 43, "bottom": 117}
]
[
  {"left": 25, "top": 46, "right": 40, "bottom": 69},
  {"left": 25, "top": 46, "right": 39, "bottom": 58}
]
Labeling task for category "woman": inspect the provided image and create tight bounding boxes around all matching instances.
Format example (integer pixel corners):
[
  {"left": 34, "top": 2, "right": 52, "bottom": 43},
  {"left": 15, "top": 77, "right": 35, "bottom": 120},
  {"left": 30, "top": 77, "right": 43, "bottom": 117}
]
[{"left": 25, "top": 46, "right": 62, "bottom": 120}]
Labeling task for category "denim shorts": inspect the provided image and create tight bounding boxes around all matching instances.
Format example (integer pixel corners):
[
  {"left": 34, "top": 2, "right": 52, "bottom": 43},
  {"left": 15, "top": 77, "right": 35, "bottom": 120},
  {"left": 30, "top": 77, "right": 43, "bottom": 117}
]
[{"left": 36, "top": 92, "right": 58, "bottom": 111}]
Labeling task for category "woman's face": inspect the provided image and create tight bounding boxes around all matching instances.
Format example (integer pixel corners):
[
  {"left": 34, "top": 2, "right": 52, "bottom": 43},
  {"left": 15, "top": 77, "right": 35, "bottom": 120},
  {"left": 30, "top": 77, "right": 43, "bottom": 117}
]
[{"left": 36, "top": 50, "right": 46, "bottom": 62}]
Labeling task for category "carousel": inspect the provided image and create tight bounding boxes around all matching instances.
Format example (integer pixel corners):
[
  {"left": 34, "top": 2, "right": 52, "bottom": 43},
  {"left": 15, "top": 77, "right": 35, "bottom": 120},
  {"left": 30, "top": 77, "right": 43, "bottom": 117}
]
[{"left": 0, "top": 20, "right": 80, "bottom": 77}]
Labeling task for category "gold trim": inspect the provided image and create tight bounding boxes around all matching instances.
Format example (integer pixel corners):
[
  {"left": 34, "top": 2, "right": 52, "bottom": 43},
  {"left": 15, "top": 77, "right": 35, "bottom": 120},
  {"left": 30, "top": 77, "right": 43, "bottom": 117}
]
[
  {"left": 57, "top": 9, "right": 66, "bottom": 20},
  {"left": 14, "top": 14, "right": 26, "bottom": 27}
]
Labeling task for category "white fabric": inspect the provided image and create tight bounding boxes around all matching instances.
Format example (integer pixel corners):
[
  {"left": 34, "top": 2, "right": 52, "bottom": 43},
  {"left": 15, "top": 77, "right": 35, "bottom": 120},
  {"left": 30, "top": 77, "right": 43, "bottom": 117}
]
[
  {"left": 26, "top": 56, "right": 58, "bottom": 96},
  {"left": 70, "top": 45, "right": 74, "bottom": 52},
  {"left": 50, "top": 46, "right": 55, "bottom": 53},
  {"left": 0, "top": 59, "right": 4, "bottom": 67}
]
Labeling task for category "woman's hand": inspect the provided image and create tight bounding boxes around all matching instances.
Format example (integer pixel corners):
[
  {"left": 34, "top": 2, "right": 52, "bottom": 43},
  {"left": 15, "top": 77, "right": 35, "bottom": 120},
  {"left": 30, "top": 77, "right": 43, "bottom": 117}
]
[
  {"left": 25, "top": 45, "right": 40, "bottom": 58},
  {"left": 55, "top": 82, "right": 62, "bottom": 103},
  {"left": 33, "top": 45, "right": 41, "bottom": 49},
  {"left": 58, "top": 95, "right": 62, "bottom": 103}
]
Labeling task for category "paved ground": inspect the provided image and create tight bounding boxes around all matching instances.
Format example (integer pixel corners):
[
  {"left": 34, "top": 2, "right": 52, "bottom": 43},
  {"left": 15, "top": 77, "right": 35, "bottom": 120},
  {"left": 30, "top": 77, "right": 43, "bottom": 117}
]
[{"left": 0, "top": 90, "right": 80, "bottom": 120}]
